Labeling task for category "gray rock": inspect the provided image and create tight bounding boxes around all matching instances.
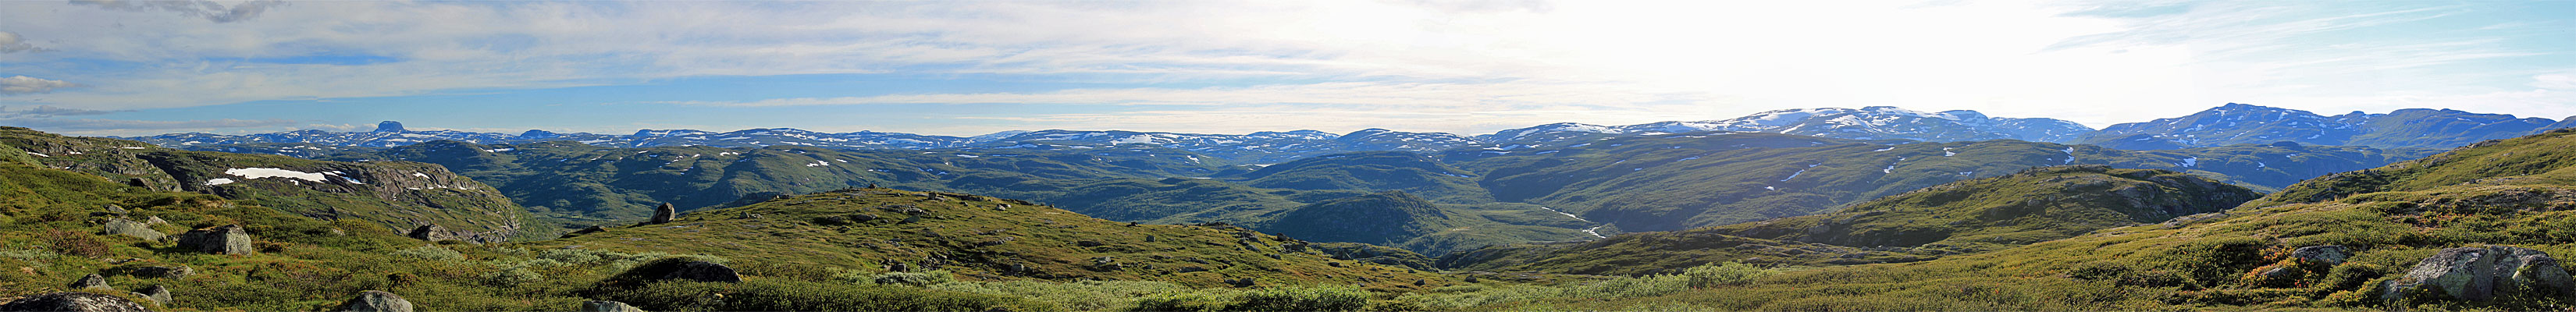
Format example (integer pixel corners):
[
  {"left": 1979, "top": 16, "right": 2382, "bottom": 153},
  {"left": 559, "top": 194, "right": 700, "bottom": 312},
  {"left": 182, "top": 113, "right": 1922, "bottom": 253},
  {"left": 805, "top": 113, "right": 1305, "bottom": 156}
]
[
  {"left": 176, "top": 225, "right": 254, "bottom": 255},
  {"left": 137, "top": 285, "right": 169, "bottom": 306},
  {"left": 98, "top": 219, "right": 163, "bottom": 240},
  {"left": 649, "top": 204, "right": 675, "bottom": 224},
  {"left": 333, "top": 290, "right": 414, "bottom": 312},
  {"left": 0, "top": 292, "right": 151, "bottom": 312},
  {"left": 2291, "top": 245, "right": 2350, "bottom": 265},
  {"left": 69, "top": 274, "right": 110, "bottom": 290},
  {"left": 143, "top": 216, "right": 165, "bottom": 225},
  {"left": 580, "top": 300, "right": 643, "bottom": 312},
  {"left": 101, "top": 205, "right": 127, "bottom": 214},
  {"left": 2385, "top": 246, "right": 2576, "bottom": 303},
  {"left": 407, "top": 225, "right": 452, "bottom": 242},
  {"left": 131, "top": 266, "right": 193, "bottom": 278}
]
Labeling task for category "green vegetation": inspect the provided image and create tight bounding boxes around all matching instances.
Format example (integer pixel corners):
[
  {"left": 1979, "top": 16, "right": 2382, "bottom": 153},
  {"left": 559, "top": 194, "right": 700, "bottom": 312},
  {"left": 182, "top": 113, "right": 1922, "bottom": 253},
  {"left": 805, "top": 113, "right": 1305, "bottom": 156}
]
[
  {"left": 1451, "top": 133, "right": 2428, "bottom": 232},
  {"left": 0, "top": 126, "right": 528, "bottom": 241}
]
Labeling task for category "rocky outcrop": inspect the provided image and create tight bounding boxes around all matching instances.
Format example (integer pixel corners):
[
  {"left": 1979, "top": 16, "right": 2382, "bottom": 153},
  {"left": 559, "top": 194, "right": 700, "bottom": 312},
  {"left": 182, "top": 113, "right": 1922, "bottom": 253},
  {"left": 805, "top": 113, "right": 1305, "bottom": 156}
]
[
  {"left": 137, "top": 285, "right": 170, "bottom": 306},
  {"left": 2291, "top": 245, "right": 2350, "bottom": 265},
  {"left": 69, "top": 274, "right": 110, "bottom": 290},
  {"left": 0, "top": 292, "right": 151, "bottom": 312},
  {"left": 2384, "top": 246, "right": 2576, "bottom": 303},
  {"left": 176, "top": 225, "right": 254, "bottom": 255},
  {"left": 579, "top": 300, "right": 643, "bottom": 312},
  {"left": 407, "top": 225, "right": 452, "bottom": 242},
  {"left": 649, "top": 204, "right": 675, "bottom": 225},
  {"left": 333, "top": 290, "right": 415, "bottom": 312},
  {"left": 99, "top": 219, "right": 162, "bottom": 240}
]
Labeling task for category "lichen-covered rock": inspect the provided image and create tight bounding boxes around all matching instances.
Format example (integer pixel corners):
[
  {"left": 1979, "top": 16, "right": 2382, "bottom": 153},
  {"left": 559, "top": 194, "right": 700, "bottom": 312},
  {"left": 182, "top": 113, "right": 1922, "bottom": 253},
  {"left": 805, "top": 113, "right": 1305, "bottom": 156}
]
[
  {"left": 137, "top": 285, "right": 170, "bottom": 305},
  {"left": 176, "top": 225, "right": 253, "bottom": 255},
  {"left": 579, "top": 300, "right": 643, "bottom": 312},
  {"left": 333, "top": 290, "right": 414, "bottom": 312},
  {"left": 2384, "top": 246, "right": 2576, "bottom": 303},
  {"left": 69, "top": 274, "right": 111, "bottom": 290},
  {"left": 2291, "top": 245, "right": 2350, "bottom": 265},
  {"left": 98, "top": 219, "right": 163, "bottom": 240},
  {"left": 407, "top": 225, "right": 452, "bottom": 242},
  {"left": 0, "top": 292, "right": 151, "bottom": 312}
]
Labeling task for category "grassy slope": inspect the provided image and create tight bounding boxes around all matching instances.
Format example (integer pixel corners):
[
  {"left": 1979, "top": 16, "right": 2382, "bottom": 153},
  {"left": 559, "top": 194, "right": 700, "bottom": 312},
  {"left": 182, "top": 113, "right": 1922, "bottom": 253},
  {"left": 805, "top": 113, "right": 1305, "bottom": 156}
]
[
  {"left": 1439, "top": 165, "right": 2260, "bottom": 275},
  {"left": 522, "top": 188, "right": 1461, "bottom": 290},
  {"left": 1452, "top": 129, "right": 2576, "bottom": 311},
  {"left": 0, "top": 127, "right": 528, "bottom": 241},
  {"left": 1450, "top": 132, "right": 2428, "bottom": 232}
]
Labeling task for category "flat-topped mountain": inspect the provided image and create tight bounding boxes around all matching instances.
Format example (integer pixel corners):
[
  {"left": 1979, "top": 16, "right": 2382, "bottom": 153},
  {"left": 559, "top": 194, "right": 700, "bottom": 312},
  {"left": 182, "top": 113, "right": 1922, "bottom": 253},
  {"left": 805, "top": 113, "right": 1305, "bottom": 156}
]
[{"left": 1478, "top": 106, "right": 2093, "bottom": 144}]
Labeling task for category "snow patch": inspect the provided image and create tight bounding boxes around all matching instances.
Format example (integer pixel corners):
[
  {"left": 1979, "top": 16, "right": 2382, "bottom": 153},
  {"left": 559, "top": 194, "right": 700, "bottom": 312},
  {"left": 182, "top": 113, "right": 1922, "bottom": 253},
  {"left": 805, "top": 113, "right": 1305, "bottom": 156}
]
[
  {"left": 226, "top": 168, "right": 327, "bottom": 182},
  {"left": 204, "top": 178, "right": 235, "bottom": 186}
]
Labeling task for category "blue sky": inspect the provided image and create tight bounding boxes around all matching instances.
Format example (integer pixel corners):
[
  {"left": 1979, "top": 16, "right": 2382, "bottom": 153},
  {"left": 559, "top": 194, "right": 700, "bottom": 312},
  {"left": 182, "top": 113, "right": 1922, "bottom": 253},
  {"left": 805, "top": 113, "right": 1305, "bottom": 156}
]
[{"left": 0, "top": 0, "right": 2571, "bottom": 136}]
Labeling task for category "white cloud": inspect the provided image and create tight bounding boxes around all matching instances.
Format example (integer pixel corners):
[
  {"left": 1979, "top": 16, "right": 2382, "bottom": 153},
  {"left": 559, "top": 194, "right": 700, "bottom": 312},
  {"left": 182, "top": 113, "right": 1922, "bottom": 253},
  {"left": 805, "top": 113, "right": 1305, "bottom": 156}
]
[
  {"left": 0, "top": 76, "right": 78, "bottom": 94},
  {"left": 68, "top": 0, "right": 285, "bottom": 23},
  {"left": 0, "top": 31, "right": 38, "bottom": 53},
  {"left": 0, "top": 0, "right": 2565, "bottom": 132}
]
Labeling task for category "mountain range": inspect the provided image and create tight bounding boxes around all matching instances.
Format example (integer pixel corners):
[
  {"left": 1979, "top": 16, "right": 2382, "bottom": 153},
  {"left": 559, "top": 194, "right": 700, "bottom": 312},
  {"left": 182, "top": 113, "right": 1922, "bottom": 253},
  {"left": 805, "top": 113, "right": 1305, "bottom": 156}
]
[{"left": 123, "top": 104, "right": 2575, "bottom": 163}]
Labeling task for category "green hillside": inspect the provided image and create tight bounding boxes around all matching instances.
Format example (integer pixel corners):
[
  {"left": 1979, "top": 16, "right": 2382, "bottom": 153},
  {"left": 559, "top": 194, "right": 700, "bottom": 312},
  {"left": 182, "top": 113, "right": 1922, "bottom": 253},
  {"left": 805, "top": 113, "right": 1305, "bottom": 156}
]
[
  {"left": 0, "top": 127, "right": 528, "bottom": 242},
  {"left": 1438, "top": 165, "right": 2259, "bottom": 275},
  {"left": 309, "top": 140, "right": 1594, "bottom": 256},
  {"left": 1226, "top": 151, "right": 1492, "bottom": 204},
  {"left": 1450, "top": 132, "right": 2428, "bottom": 232},
  {"left": 1407, "top": 129, "right": 2576, "bottom": 311},
  {"left": 523, "top": 187, "right": 1457, "bottom": 289}
]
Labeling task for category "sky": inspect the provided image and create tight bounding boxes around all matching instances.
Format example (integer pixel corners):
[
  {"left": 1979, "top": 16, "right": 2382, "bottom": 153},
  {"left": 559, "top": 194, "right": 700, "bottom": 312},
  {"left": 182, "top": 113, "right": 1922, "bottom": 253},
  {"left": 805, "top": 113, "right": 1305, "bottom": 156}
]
[{"left": 0, "top": 0, "right": 2571, "bottom": 137}]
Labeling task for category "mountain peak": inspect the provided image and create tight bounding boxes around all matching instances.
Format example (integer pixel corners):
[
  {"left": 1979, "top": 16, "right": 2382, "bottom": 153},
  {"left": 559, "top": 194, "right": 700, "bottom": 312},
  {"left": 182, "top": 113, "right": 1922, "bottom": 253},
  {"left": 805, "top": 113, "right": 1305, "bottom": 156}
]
[{"left": 374, "top": 121, "right": 406, "bottom": 133}]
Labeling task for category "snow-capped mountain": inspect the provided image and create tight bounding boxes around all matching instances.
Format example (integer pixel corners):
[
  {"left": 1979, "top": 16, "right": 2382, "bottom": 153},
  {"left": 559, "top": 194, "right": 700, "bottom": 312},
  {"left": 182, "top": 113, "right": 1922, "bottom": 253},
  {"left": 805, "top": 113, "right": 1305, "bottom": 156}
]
[
  {"left": 126, "top": 122, "right": 1479, "bottom": 164},
  {"left": 2078, "top": 103, "right": 2576, "bottom": 150},
  {"left": 1475, "top": 106, "right": 2094, "bottom": 144},
  {"left": 968, "top": 129, "right": 1475, "bottom": 163}
]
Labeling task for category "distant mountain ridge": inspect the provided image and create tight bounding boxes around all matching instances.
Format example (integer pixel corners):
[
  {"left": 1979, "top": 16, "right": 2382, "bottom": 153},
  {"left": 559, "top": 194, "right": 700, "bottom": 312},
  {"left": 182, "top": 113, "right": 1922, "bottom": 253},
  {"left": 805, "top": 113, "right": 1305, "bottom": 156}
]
[
  {"left": 2079, "top": 103, "right": 2576, "bottom": 150},
  {"left": 117, "top": 105, "right": 2572, "bottom": 162}
]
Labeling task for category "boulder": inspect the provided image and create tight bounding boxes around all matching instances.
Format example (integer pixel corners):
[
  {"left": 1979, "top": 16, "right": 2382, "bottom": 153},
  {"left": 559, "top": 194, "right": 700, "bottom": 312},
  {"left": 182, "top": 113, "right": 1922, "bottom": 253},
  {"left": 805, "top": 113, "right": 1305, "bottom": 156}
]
[
  {"left": 2384, "top": 246, "right": 2576, "bottom": 303},
  {"left": 333, "top": 290, "right": 415, "bottom": 312},
  {"left": 101, "top": 205, "right": 128, "bottom": 214},
  {"left": 0, "top": 292, "right": 151, "bottom": 312},
  {"left": 176, "top": 225, "right": 253, "bottom": 255},
  {"left": 98, "top": 219, "right": 163, "bottom": 240},
  {"left": 137, "top": 285, "right": 170, "bottom": 305},
  {"left": 407, "top": 225, "right": 451, "bottom": 242},
  {"left": 142, "top": 216, "right": 166, "bottom": 225},
  {"left": 69, "top": 274, "right": 111, "bottom": 290},
  {"left": 614, "top": 259, "right": 742, "bottom": 284},
  {"left": 648, "top": 204, "right": 676, "bottom": 224},
  {"left": 579, "top": 300, "right": 643, "bottom": 312},
  {"left": 2290, "top": 245, "right": 2350, "bottom": 265},
  {"left": 130, "top": 266, "right": 192, "bottom": 278}
]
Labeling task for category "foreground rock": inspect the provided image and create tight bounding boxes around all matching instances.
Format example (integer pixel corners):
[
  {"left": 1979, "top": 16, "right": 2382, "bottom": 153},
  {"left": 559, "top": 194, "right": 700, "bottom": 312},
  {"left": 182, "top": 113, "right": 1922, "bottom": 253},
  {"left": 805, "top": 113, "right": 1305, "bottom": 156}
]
[
  {"left": 407, "top": 225, "right": 453, "bottom": 242},
  {"left": 137, "top": 285, "right": 170, "bottom": 305},
  {"left": 0, "top": 292, "right": 151, "bottom": 312},
  {"left": 176, "top": 225, "right": 253, "bottom": 255},
  {"left": 333, "top": 290, "right": 414, "bottom": 312},
  {"left": 648, "top": 203, "right": 675, "bottom": 225},
  {"left": 579, "top": 300, "right": 643, "bottom": 312},
  {"left": 99, "top": 219, "right": 163, "bottom": 240},
  {"left": 2384, "top": 246, "right": 2576, "bottom": 303},
  {"left": 69, "top": 274, "right": 111, "bottom": 290}
]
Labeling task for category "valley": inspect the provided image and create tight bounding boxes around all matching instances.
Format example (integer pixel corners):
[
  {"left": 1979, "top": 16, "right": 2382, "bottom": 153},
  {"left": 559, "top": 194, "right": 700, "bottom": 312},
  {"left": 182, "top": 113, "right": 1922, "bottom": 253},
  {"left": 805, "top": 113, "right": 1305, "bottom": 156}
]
[{"left": 2, "top": 103, "right": 2572, "bottom": 311}]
